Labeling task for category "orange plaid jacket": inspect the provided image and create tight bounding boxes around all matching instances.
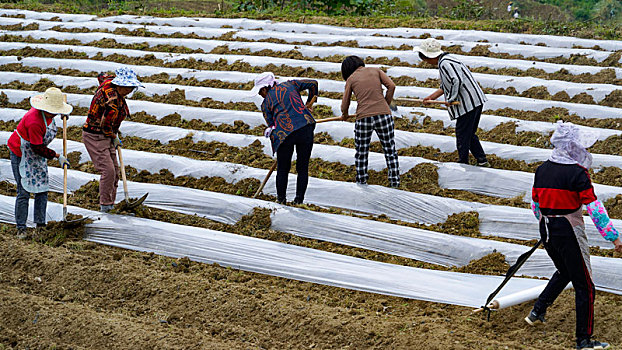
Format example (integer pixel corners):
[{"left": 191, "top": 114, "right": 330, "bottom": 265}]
[{"left": 83, "top": 74, "right": 129, "bottom": 138}]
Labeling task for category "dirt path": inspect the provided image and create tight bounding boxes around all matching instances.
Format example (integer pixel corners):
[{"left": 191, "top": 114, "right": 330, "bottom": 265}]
[{"left": 1, "top": 227, "right": 621, "bottom": 349}]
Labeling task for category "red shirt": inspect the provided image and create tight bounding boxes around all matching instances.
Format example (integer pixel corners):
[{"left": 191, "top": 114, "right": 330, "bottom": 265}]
[{"left": 7, "top": 108, "right": 55, "bottom": 158}]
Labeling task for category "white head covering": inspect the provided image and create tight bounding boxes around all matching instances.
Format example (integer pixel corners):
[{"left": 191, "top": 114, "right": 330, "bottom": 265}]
[
  {"left": 549, "top": 121, "right": 599, "bottom": 169},
  {"left": 249, "top": 72, "right": 277, "bottom": 97}
]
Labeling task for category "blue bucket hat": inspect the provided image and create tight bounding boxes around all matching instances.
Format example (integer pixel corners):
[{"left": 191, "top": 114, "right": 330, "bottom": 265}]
[{"left": 111, "top": 67, "right": 144, "bottom": 88}]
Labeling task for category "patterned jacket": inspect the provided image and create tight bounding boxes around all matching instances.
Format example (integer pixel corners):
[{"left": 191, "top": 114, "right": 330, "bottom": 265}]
[
  {"left": 261, "top": 79, "right": 318, "bottom": 153},
  {"left": 83, "top": 74, "right": 129, "bottom": 138}
]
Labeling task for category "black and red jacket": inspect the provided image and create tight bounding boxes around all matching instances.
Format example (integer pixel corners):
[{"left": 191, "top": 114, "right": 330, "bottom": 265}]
[{"left": 532, "top": 160, "right": 597, "bottom": 216}]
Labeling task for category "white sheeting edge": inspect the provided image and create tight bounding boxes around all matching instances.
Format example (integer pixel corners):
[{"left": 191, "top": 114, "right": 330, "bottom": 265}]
[
  {"left": 2, "top": 54, "right": 619, "bottom": 133},
  {"left": 94, "top": 13, "right": 622, "bottom": 53},
  {"left": 0, "top": 53, "right": 618, "bottom": 121},
  {"left": 0, "top": 17, "right": 616, "bottom": 63},
  {"left": 0, "top": 134, "right": 618, "bottom": 248},
  {"left": 3, "top": 87, "right": 622, "bottom": 171},
  {"left": 1, "top": 164, "right": 621, "bottom": 296},
  {"left": 1, "top": 55, "right": 619, "bottom": 103},
  {"left": 0, "top": 194, "right": 549, "bottom": 308},
  {"left": 3, "top": 106, "right": 622, "bottom": 204},
  {"left": 0, "top": 133, "right": 480, "bottom": 224},
  {"left": 3, "top": 9, "right": 614, "bottom": 52},
  {"left": 1, "top": 33, "right": 620, "bottom": 80},
  {"left": 3, "top": 8, "right": 622, "bottom": 52},
  {"left": 0, "top": 56, "right": 622, "bottom": 140}
]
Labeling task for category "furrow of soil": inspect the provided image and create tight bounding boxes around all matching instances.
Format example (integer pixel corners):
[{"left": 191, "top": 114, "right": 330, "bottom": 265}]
[
  {"left": 4, "top": 60, "right": 622, "bottom": 107},
  {"left": 2, "top": 26, "right": 621, "bottom": 69},
  {"left": 0, "top": 118, "right": 537, "bottom": 209},
  {"left": 2, "top": 80, "right": 622, "bottom": 156},
  {"left": 1, "top": 38, "right": 620, "bottom": 86},
  {"left": 5, "top": 223, "right": 616, "bottom": 350}
]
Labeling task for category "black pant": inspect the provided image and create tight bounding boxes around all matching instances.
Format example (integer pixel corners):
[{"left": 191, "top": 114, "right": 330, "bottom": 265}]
[
  {"left": 533, "top": 217, "right": 595, "bottom": 344},
  {"left": 276, "top": 124, "right": 314, "bottom": 202},
  {"left": 455, "top": 105, "right": 487, "bottom": 164}
]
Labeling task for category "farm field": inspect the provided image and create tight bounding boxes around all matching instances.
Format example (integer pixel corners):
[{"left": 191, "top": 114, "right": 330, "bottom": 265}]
[{"left": 1, "top": 7, "right": 622, "bottom": 350}]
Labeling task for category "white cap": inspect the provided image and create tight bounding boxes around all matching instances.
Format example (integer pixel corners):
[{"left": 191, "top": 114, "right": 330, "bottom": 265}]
[
  {"left": 413, "top": 38, "right": 443, "bottom": 59},
  {"left": 249, "top": 72, "right": 277, "bottom": 96}
]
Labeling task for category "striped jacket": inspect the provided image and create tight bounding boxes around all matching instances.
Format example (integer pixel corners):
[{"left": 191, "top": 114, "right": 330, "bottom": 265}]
[{"left": 438, "top": 54, "right": 487, "bottom": 120}]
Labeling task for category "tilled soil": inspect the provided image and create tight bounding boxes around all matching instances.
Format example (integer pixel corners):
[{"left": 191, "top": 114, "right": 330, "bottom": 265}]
[
  {"left": 2, "top": 44, "right": 620, "bottom": 86},
  {"left": 3, "top": 30, "right": 621, "bottom": 70},
  {"left": 2, "top": 13, "right": 622, "bottom": 349},
  {"left": 2, "top": 227, "right": 622, "bottom": 350}
]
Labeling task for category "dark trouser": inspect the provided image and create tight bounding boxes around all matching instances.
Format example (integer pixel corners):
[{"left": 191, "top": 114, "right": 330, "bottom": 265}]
[
  {"left": 276, "top": 124, "right": 314, "bottom": 202},
  {"left": 10, "top": 150, "right": 48, "bottom": 229},
  {"left": 354, "top": 114, "right": 400, "bottom": 187},
  {"left": 455, "top": 105, "right": 487, "bottom": 164},
  {"left": 533, "top": 217, "right": 594, "bottom": 345}
]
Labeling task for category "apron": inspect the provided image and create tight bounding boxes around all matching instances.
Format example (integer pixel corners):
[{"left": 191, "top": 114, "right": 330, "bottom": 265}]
[{"left": 16, "top": 111, "right": 57, "bottom": 193}]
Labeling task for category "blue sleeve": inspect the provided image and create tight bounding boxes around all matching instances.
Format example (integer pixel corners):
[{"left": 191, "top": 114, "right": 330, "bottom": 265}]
[
  {"left": 261, "top": 97, "right": 275, "bottom": 127},
  {"left": 292, "top": 79, "right": 318, "bottom": 104}
]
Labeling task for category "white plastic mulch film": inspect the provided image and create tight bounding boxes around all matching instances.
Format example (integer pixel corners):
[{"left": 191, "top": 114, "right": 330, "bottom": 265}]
[
  {"left": 0, "top": 128, "right": 620, "bottom": 249},
  {"left": 3, "top": 8, "right": 622, "bottom": 52},
  {"left": 2, "top": 106, "right": 622, "bottom": 207},
  {"left": 1, "top": 7, "right": 622, "bottom": 310},
  {"left": 0, "top": 194, "right": 548, "bottom": 309},
  {"left": 1, "top": 55, "right": 620, "bottom": 104},
  {"left": 0, "top": 41, "right": 620, "bottom": 118},
  {"left": 1, "top": 159, "right": 622, "bottom": 297}
]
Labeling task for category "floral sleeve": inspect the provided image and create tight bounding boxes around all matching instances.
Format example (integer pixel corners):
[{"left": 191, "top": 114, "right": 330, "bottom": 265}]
[
  {"left": 586, "top": 200, "right": 619, "bottom": 241},
  {"left": 531, "top": 200, "right": 541, "bottom": 220}
]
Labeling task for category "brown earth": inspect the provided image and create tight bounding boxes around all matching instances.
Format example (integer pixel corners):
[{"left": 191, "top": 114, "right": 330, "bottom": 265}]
[
  {"left": 3, "top": 26, "right": 621, "bottom": 68},
  {"left": 3, "top": 223, "right": 622, "bottom": 350},
  {"left": 2, "top": 43, "right": 621, "bottom": 85},
  {"left": 6, "top": 62, "right": 620, "bottom": 107}
]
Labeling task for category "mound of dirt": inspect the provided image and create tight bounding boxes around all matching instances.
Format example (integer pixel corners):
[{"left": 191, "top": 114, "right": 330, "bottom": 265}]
[
  {"left": 455, "top": 252, "right": 510, "bottom": 275},
  {"left": 32, "top": 213, "right": 92, "bottom": 247}
]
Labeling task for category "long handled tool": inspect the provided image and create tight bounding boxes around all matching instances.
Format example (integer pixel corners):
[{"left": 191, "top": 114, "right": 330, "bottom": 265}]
[
  {"left": 253, "top": 160, "right": 277, "bottom": 198},
  {"left": 61, "top": 111, "right": 68, "bottom": 221},
  {"left": 390, "top": 98, "right": 460, "bottom": 112},
  {"left": 394, "top": 97, "right": 461, "bottom": 105},
  {"left": 116, "top": 145, "right": 148, "bottom": 210},
  {"left": 473, "top": 239, "right": 543, "bottom": 319},
  {"left": 60, "top": 94, "right": 88, "bottom": 226}
]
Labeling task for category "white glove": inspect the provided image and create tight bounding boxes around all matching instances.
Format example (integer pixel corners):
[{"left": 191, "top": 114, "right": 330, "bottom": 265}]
[
  {"left": 113, "top": 135, "right": 122, "bottom": 149},
  {"left": 58, "top": 155, "right": 71, "bottom": 169},
  {"left": 264, "top": 126, "right": 275, "bottom": 138}
]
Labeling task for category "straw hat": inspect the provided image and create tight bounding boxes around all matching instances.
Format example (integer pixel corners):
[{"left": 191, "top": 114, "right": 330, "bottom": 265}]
[
  {"left": 249, "top": 72, "right": 277, "bottom": 96},
  {"left": 413, "top": 38, "right": 444, "bottom": 59},
  {"left": 30, "top": 87, "right": 73, "bottom": 115}
]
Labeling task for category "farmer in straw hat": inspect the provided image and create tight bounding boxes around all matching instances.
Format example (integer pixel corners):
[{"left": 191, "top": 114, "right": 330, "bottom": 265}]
[
  {"left": 6, "top": 87, "right": 73, "bottom": 238},
  {"left": 414, "top": 38, "right": 490, "bottom": 167},
  {"left": 527, "top": 121, "right": 622, "bottom": 350},
  {"left": 82, "top": 67, "right": 144, "bottom": 213},
  {"left": 251, "top": 72, "right": 318, "bottom": 205}
]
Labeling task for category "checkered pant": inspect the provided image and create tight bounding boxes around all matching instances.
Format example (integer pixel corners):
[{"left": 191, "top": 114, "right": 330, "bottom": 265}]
[{"left": 354, "top": 114, "right": 400, "bottom": 187}]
